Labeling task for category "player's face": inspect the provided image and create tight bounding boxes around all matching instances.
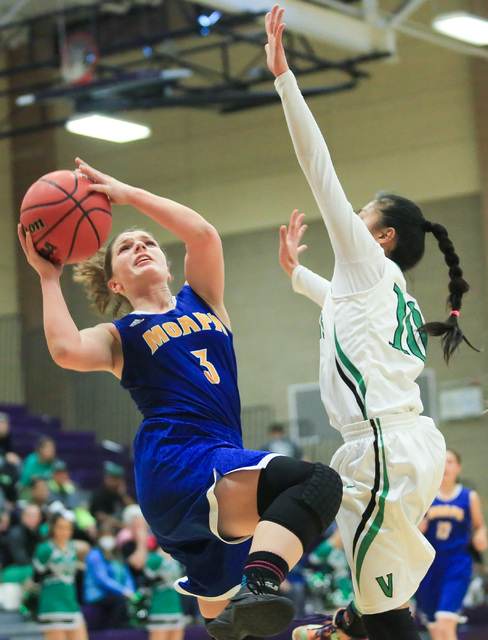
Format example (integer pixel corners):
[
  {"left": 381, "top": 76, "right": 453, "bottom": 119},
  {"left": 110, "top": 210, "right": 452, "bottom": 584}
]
[
  {"left": 358, "top": 201, "right": 397, "bottom": 254},
  {"left": 443, "top": 450, "right": 461, "bottom": 483},
  {"left": 357, "top": 201, "right": 383, "bottom": 236},
  {"left": 111, "top": 231, "right": 169, "bottom": 284}
]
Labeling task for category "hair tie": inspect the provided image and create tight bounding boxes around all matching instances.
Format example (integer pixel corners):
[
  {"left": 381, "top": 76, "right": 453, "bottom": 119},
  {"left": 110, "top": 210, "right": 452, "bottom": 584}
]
[
  {"left": 422, "top": 220, "right": 433, "bottom": 233},
  {"left": 450, "top": 310, "right": 460, "bottom": 317}
]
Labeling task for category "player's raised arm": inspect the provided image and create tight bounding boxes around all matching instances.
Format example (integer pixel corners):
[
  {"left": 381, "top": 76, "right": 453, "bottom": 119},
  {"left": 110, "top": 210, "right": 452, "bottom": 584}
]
[
  {"left": 264, "top": 5, "right": 288, "bottom": 78},
  {"left": 280, "top": 210, "right": 330, "bottom": 306},
  {"left": 75, "top": 157, "right": 226, "bottom": 319},
  {"left": 265, "top": 5, "right": 383, "bottom": 277},
  {"left": 17, "top": 224, "right": 118, "bottom": 374}
]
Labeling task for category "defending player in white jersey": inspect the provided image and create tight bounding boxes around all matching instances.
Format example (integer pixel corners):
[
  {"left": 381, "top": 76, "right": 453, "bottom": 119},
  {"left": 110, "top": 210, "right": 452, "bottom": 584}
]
[{"left": 265, "top": 5, "right": 478, "bottom": 640}]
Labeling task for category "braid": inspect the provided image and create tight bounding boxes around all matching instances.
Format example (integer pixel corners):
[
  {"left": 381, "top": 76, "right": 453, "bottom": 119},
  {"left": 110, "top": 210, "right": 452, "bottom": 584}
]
[
  {"left": 420, "top": 221, "right": 478, "bottom": 363},
  {"left": 72, "top": 246, "right": 132, "bottom": 318}
]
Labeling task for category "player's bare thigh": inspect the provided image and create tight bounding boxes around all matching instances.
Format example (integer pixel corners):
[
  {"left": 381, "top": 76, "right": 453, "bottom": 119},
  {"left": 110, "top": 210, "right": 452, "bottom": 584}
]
[{"left": 214, "top": 469, "right": 261, "bottom": 539}]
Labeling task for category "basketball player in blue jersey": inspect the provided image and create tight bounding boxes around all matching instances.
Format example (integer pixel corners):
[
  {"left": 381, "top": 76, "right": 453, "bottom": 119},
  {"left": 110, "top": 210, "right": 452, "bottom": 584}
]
[
  {"left": 265, "top": 6, "right": 478, "bottom": 640},
  {"left": 18, "top": 157, "right": 343, "bottom": 640},
  {"left": 416, "top": 449, "right": 487, "bottom": 640}
]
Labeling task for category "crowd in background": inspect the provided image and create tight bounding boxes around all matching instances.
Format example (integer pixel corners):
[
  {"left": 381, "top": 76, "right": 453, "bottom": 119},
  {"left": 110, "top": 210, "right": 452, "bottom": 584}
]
[
  {"left": 0, "top": 414, "right": 358, "bottom": 637},
  {"left": 0, "top": 412, "right": 487, "bottom": 638}
]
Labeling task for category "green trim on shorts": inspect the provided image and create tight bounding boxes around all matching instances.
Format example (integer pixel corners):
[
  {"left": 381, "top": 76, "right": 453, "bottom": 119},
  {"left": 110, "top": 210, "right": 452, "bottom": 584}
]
[{"left": 355, "top": 418, "right": 390, "bottom": 588}]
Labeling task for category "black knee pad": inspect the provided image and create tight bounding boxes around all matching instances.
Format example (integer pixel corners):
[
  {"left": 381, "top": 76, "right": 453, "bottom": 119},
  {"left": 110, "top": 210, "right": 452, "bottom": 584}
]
[
  {"left": 257, "top": 457, "right": 315, "bottom": 514},
  {"left": 257, "top": 457, "right": 342, "bottom": 550},
  {"left": 362, "top": 608, "right": 418, "bottom": 640},
  {"left": 300, "top": 461, "right": 343, "bottom": 531}
]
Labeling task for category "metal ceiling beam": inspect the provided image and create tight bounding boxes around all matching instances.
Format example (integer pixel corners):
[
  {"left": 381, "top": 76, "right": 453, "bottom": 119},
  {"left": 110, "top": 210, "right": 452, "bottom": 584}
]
[
  {"left": 362, "top": 0, "right": 380, "bottom": 24},
  {"left": 0, "top": 0, "right": 34, "bottom": 27},
  {"left": 189, "top": 0, "right": 396, "bottom": 54},
  {"left": 396, "top": 19, "right": 488, "bottom": 60},
  {"left": 0, "top": 1, "right": 395, "bottom": 138},
  {"left": 387, "top": 0, "right": 429, "bottom": 29}
]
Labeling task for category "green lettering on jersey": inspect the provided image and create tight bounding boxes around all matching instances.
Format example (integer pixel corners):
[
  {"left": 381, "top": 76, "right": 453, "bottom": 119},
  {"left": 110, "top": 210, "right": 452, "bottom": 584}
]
[
  {"left": 319, "top": 312, "right": 325, "bottom": 339},
  {"left": 375, "top": 573, "right": 393, "bottom": 598},
  {"left": 389, "top": 284, "right": 427, "bottom": 362}
]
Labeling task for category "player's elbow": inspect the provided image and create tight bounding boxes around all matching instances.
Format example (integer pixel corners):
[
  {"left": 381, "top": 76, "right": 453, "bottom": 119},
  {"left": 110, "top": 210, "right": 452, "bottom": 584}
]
[
  {"left": 189, "top": 222, "right": 221, "bottom": 249},
  {"left": 197, "top": 221, "right": 219, "bottom": 241},
  {"left": 49, "top": 343, "right": 81, "bottom": 370}
]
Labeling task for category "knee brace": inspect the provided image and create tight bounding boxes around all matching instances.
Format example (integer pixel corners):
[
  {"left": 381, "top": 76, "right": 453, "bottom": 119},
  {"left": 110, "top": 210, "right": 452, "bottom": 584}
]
[{"left": 257, "top": 456, "right": 342, "bottom": 550}]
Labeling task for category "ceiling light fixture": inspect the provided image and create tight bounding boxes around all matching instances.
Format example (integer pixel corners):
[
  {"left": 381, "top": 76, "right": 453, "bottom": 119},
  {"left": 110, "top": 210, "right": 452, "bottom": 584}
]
[
  {"left": 432, "top": 11, "right": 488, "bottom": 46},
  {"left": 65, "top": 114, "right": 151, "bottom": 143}
]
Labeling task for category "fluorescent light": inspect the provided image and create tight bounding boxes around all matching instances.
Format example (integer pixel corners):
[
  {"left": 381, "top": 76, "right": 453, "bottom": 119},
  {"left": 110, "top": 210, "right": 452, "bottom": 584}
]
[
  {"left": 16, "top": 93, "right": 36, "bottom": 106},
  {"left": 432, "top": 11, "right": 488, "bottom": 46},
  {"left": 65, "top": 114, "right": 151, "bottom": 143}
]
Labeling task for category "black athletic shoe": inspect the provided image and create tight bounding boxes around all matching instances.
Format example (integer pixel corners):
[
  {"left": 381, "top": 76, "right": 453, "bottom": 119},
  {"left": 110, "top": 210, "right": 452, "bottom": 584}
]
[{"left": 206, "top": 582, "right": 295, "bottom": 640}]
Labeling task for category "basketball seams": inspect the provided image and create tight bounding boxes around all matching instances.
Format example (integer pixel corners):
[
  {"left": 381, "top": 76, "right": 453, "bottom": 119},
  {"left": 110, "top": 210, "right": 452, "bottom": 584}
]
[
  {"left": 65, "top": 206, "right": 112, "bottom": 262},
  {"left": 33, "top": 203, "right": 112, "bottom": 256},
  {"left": 28, "top": 191, "right": 111, "bottom": 251},
  {"left": 20, "top": 170, "right": 112, "bottom": 264},
  {"left": 20, "top": 173, "right": 79, "bottom": 213}
]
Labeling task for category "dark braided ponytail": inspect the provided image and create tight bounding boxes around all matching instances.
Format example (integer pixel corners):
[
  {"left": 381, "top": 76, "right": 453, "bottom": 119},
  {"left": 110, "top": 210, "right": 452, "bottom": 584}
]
[
  {"left": 419, "top": 221, "right": 478, "bottom": 364},
  {"left": 374, "top": 193, "right": 478, "bottom": 364}
]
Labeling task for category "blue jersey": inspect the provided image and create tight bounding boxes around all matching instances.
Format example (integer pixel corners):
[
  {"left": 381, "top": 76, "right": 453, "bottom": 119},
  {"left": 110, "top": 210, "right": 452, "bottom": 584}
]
[
  {"left": 416, "top": 485, "right": 473, "bottom": 622},
  {"left": 115, "top": 285, "right": 277, "bottom": 599},
  {"left": 423, "top": 485, "right": 472, "bottom": 554},
  {"left": 114, "top": 285, "right": 241, "bottom": 432}
]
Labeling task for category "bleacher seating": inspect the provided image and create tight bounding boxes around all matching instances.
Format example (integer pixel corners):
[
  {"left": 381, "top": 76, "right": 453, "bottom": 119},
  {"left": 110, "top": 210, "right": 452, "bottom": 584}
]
[{"left": 0, "top": 403, "right": 135, "bottom": 495}]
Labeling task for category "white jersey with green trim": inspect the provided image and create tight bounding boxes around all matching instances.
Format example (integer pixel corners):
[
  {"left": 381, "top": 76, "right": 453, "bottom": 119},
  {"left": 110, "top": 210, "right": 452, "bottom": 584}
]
[{"left": 276, "top": 70, "right": 426, "bottom": 432}]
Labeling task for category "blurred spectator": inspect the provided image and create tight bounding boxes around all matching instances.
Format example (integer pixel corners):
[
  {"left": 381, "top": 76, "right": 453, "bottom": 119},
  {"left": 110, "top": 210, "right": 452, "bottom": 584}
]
[
  {"left": 0, "top": 412, "right": 22, "bottom": 507},
  {"left": 0, "top": 411, "right": 21, "bottom": 465},
  {"left": 306, "top": 526, "right": 354, "bottom": 610},
  {"left": 47, "top": 459, "right": 97, "bottom": 543},
  {"left": 90, "top": 461, "right": 134, "bottom": 531},
  {"left": 47, "top": 460, "right": 83, "bottom": 512},
  {"left": 0, "top": 485, "right": 10, "bottom": 529},
  {"left": 0, "top": 486, "right": 11, "bottom": 567},
  {"left": 84, "top": 525, "right": 135, "bottom": 630},
  {"left": 0, "top": 450, "right": 21, "bottom": 507},
  {"left": 20, "top": 436, "right": 56, "bottom": 488},
  {"left": 32, "top": 512, "right": 88, "bottom": 640},
  {"left": 29, "top": 477, "right": 51, "bottom": 525},
  {"left": 260, "top": 422, "right": 304, "bottom": 460},
  {"left": 118, "top": 504, "right": 149, "bottom": 589},
  {"left": 4, "top": 503, "right": 42, "bottom": 568},
  {"left": 143, "top": 547, "right": 186, "bottom": 640}
]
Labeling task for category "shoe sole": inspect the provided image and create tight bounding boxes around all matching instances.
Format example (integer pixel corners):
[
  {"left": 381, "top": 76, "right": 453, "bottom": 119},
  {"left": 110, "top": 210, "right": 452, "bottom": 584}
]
[
  {"left": 207, "top": 596, "right": 295, "bottom": 640},
  {"left": 292, "top": 625, "right": 324, "bottom": 640},
  {"left": 292, "top": 626, "right": 341, "bottom": 640}
]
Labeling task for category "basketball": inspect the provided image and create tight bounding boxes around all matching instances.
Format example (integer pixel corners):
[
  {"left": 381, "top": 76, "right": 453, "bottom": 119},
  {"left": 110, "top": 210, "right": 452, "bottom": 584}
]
[{"left": 20, "top": 169, "right": 112, "bottom": 264}]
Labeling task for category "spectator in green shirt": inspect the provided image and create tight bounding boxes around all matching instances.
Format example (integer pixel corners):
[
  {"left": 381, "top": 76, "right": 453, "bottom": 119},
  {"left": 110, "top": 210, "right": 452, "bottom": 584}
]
[{"left": 20, "top": 436, "right": 56, "bottom": 488}]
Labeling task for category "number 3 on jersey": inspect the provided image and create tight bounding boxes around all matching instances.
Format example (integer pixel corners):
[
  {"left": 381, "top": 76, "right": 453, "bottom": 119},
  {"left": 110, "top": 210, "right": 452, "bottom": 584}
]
[{"left": 191, "top": 349, "right": 220, "bottom": 384}]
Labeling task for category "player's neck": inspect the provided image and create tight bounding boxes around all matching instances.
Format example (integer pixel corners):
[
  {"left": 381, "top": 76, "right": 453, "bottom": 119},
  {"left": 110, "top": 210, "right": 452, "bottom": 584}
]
[
  {"left": 130, "top": 285, "right": 175, "bottom": 314},
  {"left": 439, "top": 480, "right": 460, "bottom": 499}
]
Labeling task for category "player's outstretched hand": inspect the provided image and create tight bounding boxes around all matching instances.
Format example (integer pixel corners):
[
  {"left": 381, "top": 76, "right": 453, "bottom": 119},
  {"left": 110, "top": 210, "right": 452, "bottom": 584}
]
[
  {"left": 75, "top": 157, "right": 133, "bottom": 205},
  {"left": 279, "top": 209, "right": 308, "bottom": 277},
  {"left": 265, "top": 5, "right": 289, "bottom": 78},
  {"left": 17, "top": 224, "right": 63, "bottom": 279}
]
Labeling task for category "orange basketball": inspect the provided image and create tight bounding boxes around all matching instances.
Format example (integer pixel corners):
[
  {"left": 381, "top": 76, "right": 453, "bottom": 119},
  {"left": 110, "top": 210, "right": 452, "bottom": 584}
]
[{"left": 20, "top": 170, "right": 112, "bottom": 264}]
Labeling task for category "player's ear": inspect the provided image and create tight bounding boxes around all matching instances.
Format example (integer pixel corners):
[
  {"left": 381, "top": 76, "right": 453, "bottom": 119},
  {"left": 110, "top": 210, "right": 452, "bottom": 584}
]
[
  {"left": 108, "top": 278, "right": 121, "bottom": 294},
  {"left": 377, "top": 226, "right": 396, "bottom": 248}
]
